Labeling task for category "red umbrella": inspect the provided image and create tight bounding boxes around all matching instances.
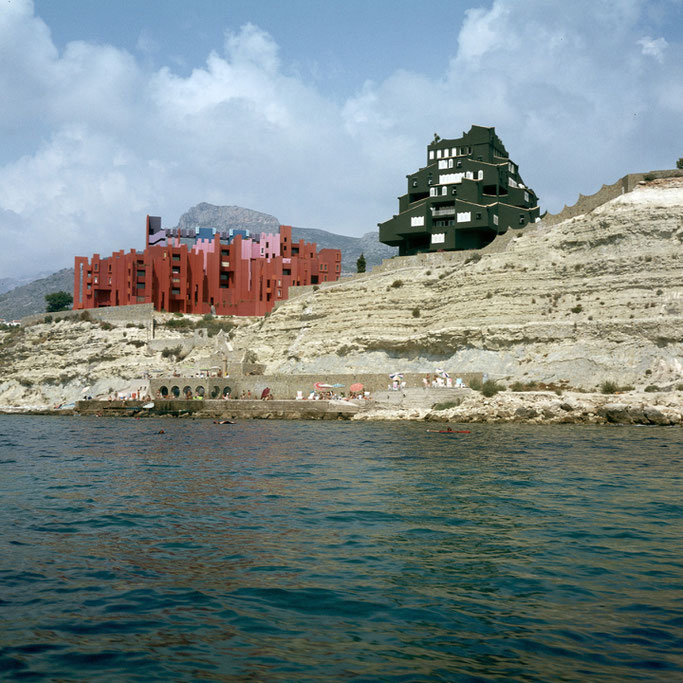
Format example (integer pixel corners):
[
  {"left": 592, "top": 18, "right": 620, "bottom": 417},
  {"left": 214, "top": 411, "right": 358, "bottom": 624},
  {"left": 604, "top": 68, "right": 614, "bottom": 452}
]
[
  {"left": 260, "top": 387, "right": 270, "bottom": 399},
  {"left": 349, "top": 383, "right": 363, "bottom": 392}
]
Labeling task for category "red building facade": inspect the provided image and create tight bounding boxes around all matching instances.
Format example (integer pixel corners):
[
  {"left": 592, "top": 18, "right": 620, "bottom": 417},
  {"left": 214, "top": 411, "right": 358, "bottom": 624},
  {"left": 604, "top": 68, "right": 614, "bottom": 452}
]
[{"left": 74, "top": 217, "right": 341, "bottom": 316}]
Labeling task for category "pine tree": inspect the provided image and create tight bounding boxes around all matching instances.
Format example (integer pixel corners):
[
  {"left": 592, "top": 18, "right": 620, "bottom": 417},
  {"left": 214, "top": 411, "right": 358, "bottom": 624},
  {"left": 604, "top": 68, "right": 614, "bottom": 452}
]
[
  {"left": 45, "top": 291, "right": 73, "bottom": 312},
  {"left": 356, "top": 253, "right": 366, "bottom": 273}
]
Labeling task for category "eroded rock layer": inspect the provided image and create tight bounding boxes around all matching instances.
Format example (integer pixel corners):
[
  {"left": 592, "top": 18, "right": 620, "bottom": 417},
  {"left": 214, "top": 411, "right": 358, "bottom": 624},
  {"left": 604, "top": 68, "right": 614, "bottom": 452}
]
[{"left": 232, "top": 179, "right": 683, "bottom": 388}]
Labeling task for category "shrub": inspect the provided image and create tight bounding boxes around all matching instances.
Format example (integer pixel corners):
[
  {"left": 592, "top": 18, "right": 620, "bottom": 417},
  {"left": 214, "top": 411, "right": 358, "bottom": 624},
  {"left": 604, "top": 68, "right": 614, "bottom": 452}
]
[
  {"left": 43, "top": 315, "right": 53, "bottom": 324},
  {"left": 165, "top": 317, "right": 193, "bottom": 329},
  {"left": 482, "top": 379, "right": 502, "bottom": 397},
  {"left": 571, "top": 304, "right": 583, "bottom": 313},
  {"left": 644, "top": 174, "right": 655, "bottom": 181},
  {"left": 433, "top": 400, "right": 460, "bottom": 411},
  {"left": 356, "top": 253, "right": 366, "bottom": 273},
  {"left": 200, "top": 318, "right": 236, "bottom": 337},
  {"left": 656, "top": 289, "right": 663, "bottom": 296},
  {"left": 127, "top": 339, "right": 146, "bottom": 348},
  {"left": 391, "top": 280, "right": 404, "bottom": 288},
  {"left": 412, "top": 307, "right": 420, "bottom": 318},
  {"left": 312, "top": 285, "right": 319, "bottom": 291},
  {"left": 99, "top": 321, "right": 114, "bottom": 331},
  {"left": 465, "top": 253, "right": 482, "bottom": 264},
  {"left": 485, "top": 291, "right": 493, "bottom": 299},
  {"left": 79, "top": 311, "right": 92, "bottom": 322},
  {"left": 600, "top": 380, "right": 619, "bottom": 394},
  {"left": 677, "top": 384, "right": 683, "bottom": 391},
  {"left": 677, "top": 158, "right": 683, "bottom": 170},
  {"left": 202, "top": 313, "right": 214, "bottom": 321},
  {"left": 161, "top": 345, "right": 182, "bottom": 360},
  {"left": 468, "top": 377, "right": 483, "bottom": 391},
  {"left": 19, "top": 378, "right": 33, "bottom": 388},
  {"left": 425, "top": 270, "right": 432, "bottom": 276},
  {"left": 644, "top": 385, "right": 661, "bottom": 393}
]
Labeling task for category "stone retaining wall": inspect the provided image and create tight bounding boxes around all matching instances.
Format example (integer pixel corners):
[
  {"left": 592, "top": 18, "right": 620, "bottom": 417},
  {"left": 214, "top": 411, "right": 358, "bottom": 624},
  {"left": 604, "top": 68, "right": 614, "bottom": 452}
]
[
  {"left": 22, "top": 303, "right": 154, "bottom": 326},
  {"left": 75, "top": 398, "right": 361, "bottom": 420},
  {"left": 149, "top": 371, "right": 483, "bottom": 400},
  {"left": 542, "top": 170, "right": 683, "bottom": 226}
]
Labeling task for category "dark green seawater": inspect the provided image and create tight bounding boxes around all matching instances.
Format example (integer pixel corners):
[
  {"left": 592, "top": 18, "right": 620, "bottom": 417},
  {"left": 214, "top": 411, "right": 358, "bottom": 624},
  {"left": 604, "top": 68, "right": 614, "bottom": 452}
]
[{"left": 1, "top": 416, "right": 682, "bottom": 681}]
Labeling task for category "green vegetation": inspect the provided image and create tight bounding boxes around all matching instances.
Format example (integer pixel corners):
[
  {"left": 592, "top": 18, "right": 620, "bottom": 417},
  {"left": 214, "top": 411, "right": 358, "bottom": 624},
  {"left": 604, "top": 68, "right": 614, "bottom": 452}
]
[
  {"left": 481, "top": 379, "right": 503, "bottom": 397},
  {"left": 356, "top": 253, "right": 366, "bottom": 273},
  {"left": 676, "top": 158, "right": 683, "bottom": 170},
  {"left": 161, "top": 345, "right": 182, "bottom": 360},
  {"left": 433, "top": 400, "right": 460, "bottom": 411},
  {"left": 600, "top": 380, "right": 634, "bottom": 394},
  {"left": 468, "top": 377, "right": 482, "bottom": 391},
  {"left": 412, "top": 307, "right": 420, "bottom": 318},
  {"left": 644, "top": 385, "right": 661, "bottom": 393},
  {"left": 165, "top": 317, "right": 193, "bottom": 330},
  {"left": 45, "top": 291, "right": 73, "bottom": 312},
  {"left": 99, "top": 321, "right": 114, "bottom": 331},
  {"left": 201, "top": 318, "right": 235, "bottom": 337},
  {"left": 571, "top": 304, "right": 583, "bottom": 313},
  {"left": 390, "top": 279, "right": 404, "bottom": 288}
]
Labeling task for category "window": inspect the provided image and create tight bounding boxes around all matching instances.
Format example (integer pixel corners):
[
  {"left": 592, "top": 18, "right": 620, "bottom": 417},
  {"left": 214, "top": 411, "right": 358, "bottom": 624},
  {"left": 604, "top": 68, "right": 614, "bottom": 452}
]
[
  {"left": 451, "top": 187, "right": 457, "bottom": 195},
  {"left": 448, "top": 159, "right": 453, "bottom": 168},
  {"left": 172, "top": 288, "right": 180, "bottom": 295},
  {"left": 412, "top": 179, "right": 418, "bottom": 187},
  {"left": 476, "top": 213, "right": 482, "bottom": 220},
  {"left": 431, "top": 233, "right": 445, "bottom": 244},
  {"left": 456, "top": 160, "right": 462, "bottom": 168},
  {"left": 172, "top": 254, "right": 180, "bottom": 262},
  {"left": 519, "top": 215, "right": 525, "bottom": 225},
  {"left": 429, "top": 150, "right": 434, "bottom": 160},
  {"left": 441, "top": 186, "right": 447, "bottom": 195}
]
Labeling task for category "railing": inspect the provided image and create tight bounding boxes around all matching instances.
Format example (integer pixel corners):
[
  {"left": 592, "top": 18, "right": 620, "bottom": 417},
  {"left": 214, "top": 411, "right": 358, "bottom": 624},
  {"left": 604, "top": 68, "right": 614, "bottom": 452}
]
[{"left": 431, "top": 207, "right": 455, "bottom": 217}]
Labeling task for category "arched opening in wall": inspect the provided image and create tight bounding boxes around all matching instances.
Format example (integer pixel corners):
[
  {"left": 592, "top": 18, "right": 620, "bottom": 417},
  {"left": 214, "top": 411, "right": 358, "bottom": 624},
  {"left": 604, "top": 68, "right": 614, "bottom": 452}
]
[
  {"left": 195, "top": 386, "right": 205, "bottom": 397},
  {"left": 159, "top": 385, "right": 169, "bottom": 398},
  {"left": 223, "top": 386, "right": 232, "bottom": 398},
  {"left": 171, "top": 385, "right": 180, "bottom": 398},
  {"left": 210, "top": 385, "right": 220, "bottom": 398},
  {"left": 183, "top": 385, "right": 192, "bottom": 399}
]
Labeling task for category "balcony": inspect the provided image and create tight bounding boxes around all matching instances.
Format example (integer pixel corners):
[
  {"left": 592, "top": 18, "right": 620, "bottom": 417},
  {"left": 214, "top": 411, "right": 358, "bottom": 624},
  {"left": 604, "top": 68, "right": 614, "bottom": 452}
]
[{"left": 431, "top": 207, "right": 455, "bottom": 217}]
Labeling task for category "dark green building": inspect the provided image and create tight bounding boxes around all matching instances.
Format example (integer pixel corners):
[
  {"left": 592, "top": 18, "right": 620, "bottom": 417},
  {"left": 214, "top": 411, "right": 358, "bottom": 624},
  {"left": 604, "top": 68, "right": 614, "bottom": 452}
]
[{"left": 379, "top": 125, "right": 539, "bottom": 255}]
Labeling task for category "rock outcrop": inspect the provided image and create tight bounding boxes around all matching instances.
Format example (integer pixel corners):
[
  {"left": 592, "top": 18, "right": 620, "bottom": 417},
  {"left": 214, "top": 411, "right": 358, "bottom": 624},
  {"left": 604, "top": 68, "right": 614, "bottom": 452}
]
[{"left": 230, "top": 178, "right": 683, "bottom": 389}]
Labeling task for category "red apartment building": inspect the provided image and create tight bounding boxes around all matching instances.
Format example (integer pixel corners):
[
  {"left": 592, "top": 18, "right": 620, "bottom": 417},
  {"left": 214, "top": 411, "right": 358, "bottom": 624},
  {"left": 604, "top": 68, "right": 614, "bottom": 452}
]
[{"left": 74, "top": 216, "right": 341, "bottom": 316}]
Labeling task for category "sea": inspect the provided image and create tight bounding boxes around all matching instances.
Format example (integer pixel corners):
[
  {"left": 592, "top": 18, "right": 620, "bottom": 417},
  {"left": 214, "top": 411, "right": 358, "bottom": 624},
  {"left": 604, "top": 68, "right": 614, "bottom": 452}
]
[{"left": 1, "top": 415, "right": 681, "bottom": 681}]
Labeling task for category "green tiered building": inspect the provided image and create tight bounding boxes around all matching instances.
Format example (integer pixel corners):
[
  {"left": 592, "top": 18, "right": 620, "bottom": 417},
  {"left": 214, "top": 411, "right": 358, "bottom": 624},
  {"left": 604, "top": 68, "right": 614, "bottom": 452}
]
[{"left": 379, "top": 125, "right": 540, "bottom": 255}]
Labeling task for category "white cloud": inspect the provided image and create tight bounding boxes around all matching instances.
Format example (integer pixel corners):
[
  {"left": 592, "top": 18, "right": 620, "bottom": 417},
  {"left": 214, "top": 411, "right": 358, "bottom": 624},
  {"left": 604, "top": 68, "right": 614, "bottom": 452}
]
[
  {"left": 0, "top": 0, "right": 681, "bottom": 279},
  {"left": 637, "top": 35, "right": 668, "bottom": 62}
]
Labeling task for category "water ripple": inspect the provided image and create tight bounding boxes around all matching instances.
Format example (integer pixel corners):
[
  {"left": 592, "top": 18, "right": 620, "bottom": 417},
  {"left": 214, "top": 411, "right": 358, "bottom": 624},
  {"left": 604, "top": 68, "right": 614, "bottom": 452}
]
[{"left": 0, "top": 416, "right": 681, "bottom": 681}]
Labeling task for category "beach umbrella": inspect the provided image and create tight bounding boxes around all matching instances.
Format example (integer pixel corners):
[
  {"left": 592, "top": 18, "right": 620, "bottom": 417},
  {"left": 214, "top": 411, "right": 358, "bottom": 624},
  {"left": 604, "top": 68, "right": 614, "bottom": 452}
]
[
  {"left": 349, "top": 382, "right": 363, "bottom": 393},
  {"left": 314, "top": 382, "right": 334, "bottom": 390},
  {"left": 331, "top": 383, "right": 345, "bottom": 388},
  {"left": 261, "top": 387, "right": 270, "bottom": 399},
  {"left": 435, "top": 368, "right": 450, "bottom": 378},
  {"left": 389, "top": 372, "right": 404, "bottom": 380}
]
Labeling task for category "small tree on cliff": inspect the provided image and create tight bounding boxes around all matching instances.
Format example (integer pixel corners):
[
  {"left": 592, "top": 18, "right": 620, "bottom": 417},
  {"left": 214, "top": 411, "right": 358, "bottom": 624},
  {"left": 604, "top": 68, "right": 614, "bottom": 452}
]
[
  {"left": 677, "top": 158, "right": 683, "bottom": 170},
  {"left": 356, "top": 253, "right": 366, "bottom": 273},
  {"left": 45, "top": 291, "right": 73, "bottom": 312}
]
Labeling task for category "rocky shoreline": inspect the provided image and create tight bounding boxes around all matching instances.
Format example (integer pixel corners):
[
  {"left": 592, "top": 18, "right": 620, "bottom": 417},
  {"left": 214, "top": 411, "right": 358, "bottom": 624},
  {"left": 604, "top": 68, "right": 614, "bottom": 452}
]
[{"left": 2, "top": 389, "right": 681, "bottom": 426}]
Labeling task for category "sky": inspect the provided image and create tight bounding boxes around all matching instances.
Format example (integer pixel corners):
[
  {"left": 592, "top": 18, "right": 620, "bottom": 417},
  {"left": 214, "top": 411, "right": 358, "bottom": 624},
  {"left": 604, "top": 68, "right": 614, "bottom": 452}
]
[{"left": 1, "top": 0, "right": 681, "bottom": 280}]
